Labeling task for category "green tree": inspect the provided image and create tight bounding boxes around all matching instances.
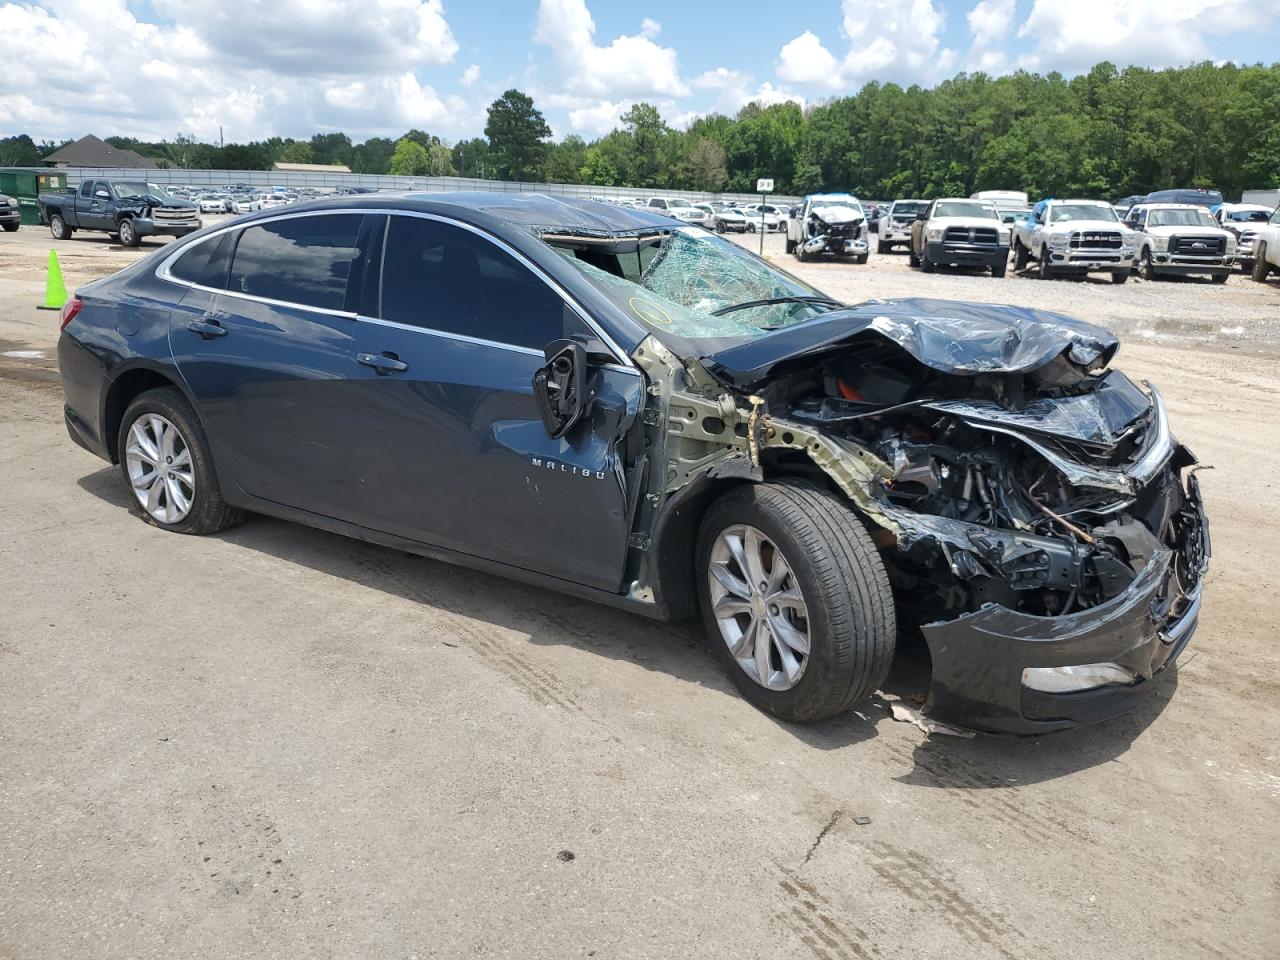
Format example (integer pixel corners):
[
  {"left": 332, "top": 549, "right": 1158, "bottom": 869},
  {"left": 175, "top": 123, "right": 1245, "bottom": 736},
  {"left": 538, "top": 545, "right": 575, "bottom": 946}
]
[
  {"left": 0, "top": 134, "right": 41, "bottom": 166},
  {"left": 620, "top": 102, "right": 670, "bottom": 187},
  {"left": 309, "top": 132, "right": 354, "bottom": 167},
  {"left": 427, "top": 143, "right": 457, "bottom": 176},
  {"left": 484, "top": 89, "right": 551, "bottom": 180},
  {"left": 544, "top": 135, "right": 587, "bottom": 182},
  {"left": 280, "top": 141, "right": 314, "bottom": 164},
  {"left": 388, "top": 138, "right": 430, "bottom": 176},
  {"left": 452, "top": 137, "right": 492, "bottom": 178},
  {"left": 351, "top": 137, "right": 395, "bottom": 174}
]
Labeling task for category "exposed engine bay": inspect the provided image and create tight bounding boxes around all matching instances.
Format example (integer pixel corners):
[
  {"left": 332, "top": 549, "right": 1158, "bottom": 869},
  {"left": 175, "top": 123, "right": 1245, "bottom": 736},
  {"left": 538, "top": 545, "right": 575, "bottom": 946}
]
[{"left": 799, "top": 203, "right": 867, "bottom": 257}]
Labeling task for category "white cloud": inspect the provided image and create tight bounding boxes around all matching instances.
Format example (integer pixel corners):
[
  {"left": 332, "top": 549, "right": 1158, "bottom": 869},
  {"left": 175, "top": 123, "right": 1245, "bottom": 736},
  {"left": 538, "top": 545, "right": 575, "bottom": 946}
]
[
  {"left": 0, "top": 0, "right": 468, "bottom": 142},
  {"left": 533, "top": 0, "right": 689, "bottom": 99},
  {"left": 461, "top": 63, "right": 481, "bottom": 86},
  {"left": 964, "top": 0, "right": 1016, "bottom": 72},
  {"left": 1017, "top": 0, "right": 1276, "bottom": 72},
  {"left": 568, "top": 100, "right": 631, "bottom": 137},
  {"left": 775, "top": 0, "right": 955, "bottom": 90},
  {"left": 691, "top": 68, "right": 805, "bottom": 115}
]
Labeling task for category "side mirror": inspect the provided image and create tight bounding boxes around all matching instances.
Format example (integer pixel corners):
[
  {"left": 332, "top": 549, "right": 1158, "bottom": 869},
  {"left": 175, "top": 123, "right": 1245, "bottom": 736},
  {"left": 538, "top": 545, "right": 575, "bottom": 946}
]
[
  {"left": 95, "top": 190, "right": 110, "bottom": 199},
  {"left": 533, "top": 339, "right": 589, "bottom": 438}
]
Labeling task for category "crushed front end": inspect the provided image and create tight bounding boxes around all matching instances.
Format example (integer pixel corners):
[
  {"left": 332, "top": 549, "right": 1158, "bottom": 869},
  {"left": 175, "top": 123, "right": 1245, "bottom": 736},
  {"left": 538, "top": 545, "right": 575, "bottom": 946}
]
[{"left": 702, "top": 300, "right": 1210, "bottom": 734}]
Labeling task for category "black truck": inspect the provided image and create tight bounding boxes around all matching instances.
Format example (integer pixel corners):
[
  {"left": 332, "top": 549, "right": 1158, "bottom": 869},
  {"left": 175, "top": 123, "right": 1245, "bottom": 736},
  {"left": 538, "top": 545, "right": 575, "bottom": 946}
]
[{"left": 38, "top": 179, "right": 201, "bottom": 247}]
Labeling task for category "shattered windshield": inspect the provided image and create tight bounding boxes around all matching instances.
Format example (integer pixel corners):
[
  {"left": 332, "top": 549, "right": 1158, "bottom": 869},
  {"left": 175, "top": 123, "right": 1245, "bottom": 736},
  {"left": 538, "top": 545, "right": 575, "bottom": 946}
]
[{"left": 547, "top": 227, "right": 838, "bottom": 342}]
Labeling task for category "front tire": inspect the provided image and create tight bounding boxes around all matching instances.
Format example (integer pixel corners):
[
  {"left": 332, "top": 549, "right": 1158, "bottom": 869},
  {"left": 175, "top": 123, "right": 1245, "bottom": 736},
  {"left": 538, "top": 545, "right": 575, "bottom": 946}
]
[
  {"left": 117, "top": 218, "right": 140, "bottom": 247},
  {"left": 1139, "top": 248, "right": 1159, "bottom": 281},
  {"left": 877, "top": 239, "right": 888, "bottom": 254},
  {"left": 1252, "top": 243, "right": 1271, "bottom": 282},
  {"left": 117, "top": 387, "right": 244, "bottom": 535},
  {"left": 49, "top": 213, "right": 71, "bottom": 240},
  {"left": 785, "top": 236, "right": 795, "bottom": 254},
  {"left": 697, "top": 481, "right": 895, "bottom": 723},
  {"left": 1111, "top": 269, "right": 1129, "bottom": 284},
  {"left": 991, "top": 259, "right": 1008, "bottom": 278},
  {"left": 1211, "top": 272, "right": 1228, "bottom": 285},
  {"left": 854, "top": 253, "right": 868, "bottom": 265},
  {"left": 2, "top": 222, "right": 17, "bottom": 232},
  {"left": 716, "top": 221, "right": 726, "bottom": 234},
  {"left": 921, "top": 249, "right": 936, "bottom": 273},
  {"left": 1037, "top": 251, "right": 1054, "bottom": 280}
]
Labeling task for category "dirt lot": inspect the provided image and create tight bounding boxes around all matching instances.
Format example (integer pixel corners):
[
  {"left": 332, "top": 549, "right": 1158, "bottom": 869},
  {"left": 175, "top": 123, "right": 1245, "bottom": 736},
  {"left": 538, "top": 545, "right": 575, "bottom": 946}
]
[{"left": 2, "top": 220, "right": 1278, "bottom": 960}]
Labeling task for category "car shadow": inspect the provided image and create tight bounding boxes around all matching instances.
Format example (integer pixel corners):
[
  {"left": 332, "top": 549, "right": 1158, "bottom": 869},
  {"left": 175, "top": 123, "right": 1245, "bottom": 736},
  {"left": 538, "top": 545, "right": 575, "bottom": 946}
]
[{"left": 76, "top": 466, "right": 1173, "bottom": 771}]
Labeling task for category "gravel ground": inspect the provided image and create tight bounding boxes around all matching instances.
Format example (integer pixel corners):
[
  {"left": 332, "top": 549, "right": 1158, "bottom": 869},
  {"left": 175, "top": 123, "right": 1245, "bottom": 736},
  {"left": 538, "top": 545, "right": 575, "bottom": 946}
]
[{"left": 1, "top": 218, "right": 1278, "bottom": 960}]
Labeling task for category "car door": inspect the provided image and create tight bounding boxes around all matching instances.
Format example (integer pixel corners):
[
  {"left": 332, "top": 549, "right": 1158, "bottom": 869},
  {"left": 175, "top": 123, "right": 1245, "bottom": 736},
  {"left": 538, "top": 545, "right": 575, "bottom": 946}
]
[
  {"left": 167, "top": 211, "right": 381, "bottom": 518},
  {"left": 345, "top": 212, "right": 643, "bottom": 592}
]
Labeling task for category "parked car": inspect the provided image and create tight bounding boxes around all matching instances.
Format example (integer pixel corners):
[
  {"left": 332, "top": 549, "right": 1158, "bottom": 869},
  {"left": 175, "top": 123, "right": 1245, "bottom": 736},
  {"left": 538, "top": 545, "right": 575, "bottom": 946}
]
[
  {"left": 707, "top": 206, "right": 750, "bottom": 234},
  {"left": 56, "top": 192, "right": 1208, "bottom": 734},
  {"left": 1012, "top": 199, "right": 1135, "bottom": 282},
  {"left": 259, "top": 194, "right": 291, "bottom": 209},
  {"left": 908, "top": 198, "right": 1010, "bottom": 277},
  {"left": 0, "top": 192, "right": 20, "bottom": 231},
  {"left": 970, "top": 190, "right": 1030, "bottom": 224},
  {"left": 1247, "top": 205, "right": 1280, "bottom": 283},
  {"left": 786, "top": 193, "right": 870, "bottom": 263},
  {"left": 1143, "top": 188, "right": 1223, "bottom": 209},
  {"left": 197, "top": 194, "right": 230, "bottom": 214},
  {"left": 1123, "top": 203, "right": 1236, "bottom": 283},
  {"left": 38, "top": 180, "right": 201, "bottom": 247},
  {"left": 646, "top": 196, "right": 706, "bottom": 226},
  {"left": 231, "top": 195, "right": 261, "bottom": 215},
  {"left": 877, "top": 199, "right": 927, "bottom": 253},
  {"left": 1113, "top": 195, "right": 1145, "bottom": 219},
  {"left": 742, "top": 204, "right": 785, "bottom": 232},
  {"left": 1213, "top": 203, "right": 1273, "bottom": 272}
]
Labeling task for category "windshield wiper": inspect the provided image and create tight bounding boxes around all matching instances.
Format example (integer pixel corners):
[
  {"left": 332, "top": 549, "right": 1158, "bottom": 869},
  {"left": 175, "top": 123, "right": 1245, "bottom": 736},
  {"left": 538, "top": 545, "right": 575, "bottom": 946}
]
[{"left": 711, "top": 295, "right": 843, "bottom": 317}]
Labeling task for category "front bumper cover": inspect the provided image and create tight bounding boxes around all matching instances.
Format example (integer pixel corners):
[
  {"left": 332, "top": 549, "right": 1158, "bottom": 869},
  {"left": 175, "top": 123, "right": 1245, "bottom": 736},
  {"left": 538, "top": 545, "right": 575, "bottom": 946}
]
[
  {"left": 925, "top": 240, "right": 1009, "bottom": 268},
  {"left": 919, "top": 474, "right": 1209, "bottom": 735}
]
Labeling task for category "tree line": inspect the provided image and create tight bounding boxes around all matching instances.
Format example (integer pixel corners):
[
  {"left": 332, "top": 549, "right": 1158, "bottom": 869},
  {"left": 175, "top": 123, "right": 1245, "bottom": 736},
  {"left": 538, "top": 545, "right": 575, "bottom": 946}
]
[{"left": 2, "top": 60, "right": 1276, "bottom": 200}]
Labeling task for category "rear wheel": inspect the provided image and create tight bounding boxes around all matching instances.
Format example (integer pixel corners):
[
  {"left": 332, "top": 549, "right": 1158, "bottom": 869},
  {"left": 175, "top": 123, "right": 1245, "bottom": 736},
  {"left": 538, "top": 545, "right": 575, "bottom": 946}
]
[
  {"left": 49, "top": 213, "right": 71, "bottom": 240},
  {"left": 1013, "top": 239, "right": 1029, "bottom": 271},
  {"left": 1037, "top": 251, "right": 1054, "bottom": 280},
  {"left": 1252, "top": 243, "right": 1271, "bottom": 282},
  {"left": 117, "top": 387, "right": 244, "bottom": 535},
  {"left": 696, "top": 481, "right": 895, "bottom": 723}
]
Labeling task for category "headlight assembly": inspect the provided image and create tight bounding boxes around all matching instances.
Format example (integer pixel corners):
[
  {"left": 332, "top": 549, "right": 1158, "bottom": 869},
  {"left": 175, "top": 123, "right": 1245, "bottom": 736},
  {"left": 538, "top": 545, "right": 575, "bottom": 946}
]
[
  {"left": 1048, "top": 233, "right": 1069, "bottom": 248},
  {"left": 926, "top": 227, "right": 944, "bottom": 242},
  {"left": 1150, "top": 235, "right": 1169, "bottom": 252}
]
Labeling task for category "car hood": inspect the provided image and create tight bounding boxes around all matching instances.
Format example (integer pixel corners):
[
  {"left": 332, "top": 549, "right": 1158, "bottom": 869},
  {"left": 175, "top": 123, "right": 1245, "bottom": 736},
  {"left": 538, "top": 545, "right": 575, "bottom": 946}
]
[
  {"left": 702, "top": 297, "right": 1119, "bottom": 390},
  {"left": 927, "top": 216, "right": 1004, "bottom": 230},
  {"left": 809, "top": 205, "right": 864, "bottom": 225},
  {"left": 1145, "top": 224, "right": 1229, "bottom": 238}
]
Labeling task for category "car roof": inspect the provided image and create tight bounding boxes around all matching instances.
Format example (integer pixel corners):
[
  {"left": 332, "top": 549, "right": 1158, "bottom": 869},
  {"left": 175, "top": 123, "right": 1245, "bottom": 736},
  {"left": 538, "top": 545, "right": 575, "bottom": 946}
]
[
  {"left": 224, "top": 191, "right": 678, "bottom": 236},
  {"left": 1132, "top": 202, "right": 1208, "bottom": 211}
]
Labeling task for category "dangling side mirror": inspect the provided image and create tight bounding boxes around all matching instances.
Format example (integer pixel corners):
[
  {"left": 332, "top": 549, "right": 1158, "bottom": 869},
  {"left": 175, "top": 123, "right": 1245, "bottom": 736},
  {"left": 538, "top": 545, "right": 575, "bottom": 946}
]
[{"left": 533, "top": 339, "right": 589, "bottom": 438}]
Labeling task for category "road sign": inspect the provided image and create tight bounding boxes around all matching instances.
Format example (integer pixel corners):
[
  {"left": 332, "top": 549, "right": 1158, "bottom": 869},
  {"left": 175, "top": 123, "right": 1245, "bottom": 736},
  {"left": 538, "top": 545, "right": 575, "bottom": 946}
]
[{"left": 756, "top": 178, "right": 774, "bottom": 193}]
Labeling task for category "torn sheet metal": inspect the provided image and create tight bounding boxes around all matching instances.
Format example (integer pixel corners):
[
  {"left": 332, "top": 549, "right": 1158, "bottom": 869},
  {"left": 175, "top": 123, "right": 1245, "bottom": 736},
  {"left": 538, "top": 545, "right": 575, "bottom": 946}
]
[{"left": 704, "top": 297, "right": 1120, "bottom": 390}]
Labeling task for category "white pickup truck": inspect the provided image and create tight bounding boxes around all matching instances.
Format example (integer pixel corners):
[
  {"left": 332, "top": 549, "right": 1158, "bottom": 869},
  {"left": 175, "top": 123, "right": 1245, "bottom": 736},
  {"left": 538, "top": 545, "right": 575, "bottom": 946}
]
[
  {"left": 877, "top": 199, "right": 927, "bottom": 253},
  {"left": 1011, "top": 199, "right": 1135, "bottom": 283},
  {"left": 1123, "top": 203, "right": 1236, "bottom": 283},
  {"left": 1248, "top": 205, "right": 1280, "bottom": 283},
  {"left": 786, "top": 193, "right": 870, "bottom": 263}
]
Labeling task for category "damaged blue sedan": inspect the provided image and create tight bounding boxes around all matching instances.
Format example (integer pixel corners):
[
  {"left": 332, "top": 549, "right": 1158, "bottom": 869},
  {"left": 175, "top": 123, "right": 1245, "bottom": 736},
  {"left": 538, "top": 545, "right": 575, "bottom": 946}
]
[{"left": 57, "top": 193, "right": 1209, "bottom": 734}]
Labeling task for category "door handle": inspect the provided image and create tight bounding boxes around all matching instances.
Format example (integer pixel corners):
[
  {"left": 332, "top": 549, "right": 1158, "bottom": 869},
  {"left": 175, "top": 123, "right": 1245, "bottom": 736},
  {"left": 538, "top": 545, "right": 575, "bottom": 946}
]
[
  {"left": 357, "top": 352, "right": 408, "bottom": 375},
  {"left": 187, "top": 318, "right": 227, "bottom": 339}
]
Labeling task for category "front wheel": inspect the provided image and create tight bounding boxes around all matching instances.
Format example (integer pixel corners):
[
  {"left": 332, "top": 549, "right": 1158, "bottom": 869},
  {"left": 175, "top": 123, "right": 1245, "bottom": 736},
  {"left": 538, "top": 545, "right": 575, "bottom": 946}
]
[
  {"left": 49, "top": 213, "right": 71, "bottom": 240},
  {"left": 854, "top": 253, "right": 868, "bottom": 265},
  {"left": 785, "top": 236, "right": 795, "bottom": 254},
  {"left": 1211, "top": 272, "right": 1228, "bottom": 285},
  {"left": 921, "top": 249, "right": 936, "bottom": 273},
  {"left": 877, "top": 239, "right": 888, "bottom": 254},
  {"left": 1139, "top": 248, "right": 1159, "bottom": 281},
  {"left": 2, "top": 222, "right": 17, "bottom": 232},
  {"left": 1037, "top": 252, "right": 1054, "bottom": 280},
  {"left": 1111, "top": 269, "right": 1129, "bottom": 284},
  {"left": 1252, "top": 243, "right": 1271, "bottom": 282},
  {"left": 117, "top": 387, "right": 244, "bottom": 535},
  {"left": 908, "top": 247, "right": 920, "bottom": 267},
  {"left": 696, "top": 481, "right": 895, "bottom": 723},
  {"left": 716, "top": 221, "right": 726, "bottom": 234},
  {"left": 117, "top": 218, "right": 140, "bottom": 247},
  {"left": 991, "top": 260, "right": 1008, "bottom": 278}
]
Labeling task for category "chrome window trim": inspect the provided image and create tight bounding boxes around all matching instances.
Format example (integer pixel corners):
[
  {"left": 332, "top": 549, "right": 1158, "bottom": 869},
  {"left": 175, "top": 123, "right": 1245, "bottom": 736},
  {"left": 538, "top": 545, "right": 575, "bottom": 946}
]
[
  {"left": 155, "top": 206, "right": 634, "bottom": 367},
  {"left": 354, "top": 313, "right": 637, "bottom": 376}
]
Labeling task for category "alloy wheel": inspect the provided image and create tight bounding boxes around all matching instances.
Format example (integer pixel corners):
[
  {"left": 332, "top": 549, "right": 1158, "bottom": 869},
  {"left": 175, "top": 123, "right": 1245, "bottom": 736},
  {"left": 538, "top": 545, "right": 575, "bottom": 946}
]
[
  {"left": 125, "top": 414, "right": 195, "bottom": 524},
  {"left": 708, "top": 523, "right": 811, "bottom": 691}
]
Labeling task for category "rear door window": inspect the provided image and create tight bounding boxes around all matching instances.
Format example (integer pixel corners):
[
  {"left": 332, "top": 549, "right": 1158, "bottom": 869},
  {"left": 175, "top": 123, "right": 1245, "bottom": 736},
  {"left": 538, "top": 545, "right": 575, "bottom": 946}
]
[
  {"left": 379, "top": 214, "right": 587, "bottom": 350},
  {"left": 170, "top": 232, "right": 235, "bottom": 288},
  {"left": 227, "top": 213, "right": 364, "bottom": 312}
]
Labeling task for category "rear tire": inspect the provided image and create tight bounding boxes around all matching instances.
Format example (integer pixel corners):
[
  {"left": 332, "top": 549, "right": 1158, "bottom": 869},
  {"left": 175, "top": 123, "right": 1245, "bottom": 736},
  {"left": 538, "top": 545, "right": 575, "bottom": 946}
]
[
  {"left": 1037, "top": 252, "right": 1053, "bottom": 280},
  {"left": 1252, "top": 243, "right": 1271, "bottom": 282},
  {"left": 116, "top": 387, "right": 245, "bottom": 536},
  {"left": 696, "top": 481, "right": 895, "bottom": 723},
  {"left": 1013, "top": 239, "right": 1028, "bottom": 271},
  {"left": 49, "top": 213, "right": 71, "bottom": 240}
]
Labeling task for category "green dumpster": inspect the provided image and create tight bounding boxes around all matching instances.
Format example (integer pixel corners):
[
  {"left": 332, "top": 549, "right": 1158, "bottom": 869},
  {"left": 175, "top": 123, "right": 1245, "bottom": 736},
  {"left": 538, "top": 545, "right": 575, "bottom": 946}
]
[{"left": 0, "top": 167, "right": 69, "bottom": 225}]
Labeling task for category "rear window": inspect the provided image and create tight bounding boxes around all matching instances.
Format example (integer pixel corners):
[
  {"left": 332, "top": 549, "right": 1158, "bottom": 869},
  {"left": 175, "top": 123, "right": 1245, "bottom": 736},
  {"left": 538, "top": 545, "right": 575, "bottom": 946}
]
[
  {"left": 227, "top": 214, "right": 364, "bottom": 311},
  {"left": 169, "top": 232, "right": 234, "bottom": 288}
]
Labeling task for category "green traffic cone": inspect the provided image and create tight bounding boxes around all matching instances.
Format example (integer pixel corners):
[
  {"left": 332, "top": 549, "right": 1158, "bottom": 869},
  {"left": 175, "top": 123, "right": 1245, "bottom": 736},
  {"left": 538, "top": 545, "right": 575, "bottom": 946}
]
[{"left": 37, "top": 249, "right": 68, "bottom": 311}]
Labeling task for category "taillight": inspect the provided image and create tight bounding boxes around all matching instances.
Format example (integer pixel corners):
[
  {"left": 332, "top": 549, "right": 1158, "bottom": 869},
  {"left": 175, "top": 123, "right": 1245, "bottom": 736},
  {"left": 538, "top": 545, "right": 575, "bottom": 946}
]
[{"left": 60, "top": 297, "right": 83, "bottom": 331}]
